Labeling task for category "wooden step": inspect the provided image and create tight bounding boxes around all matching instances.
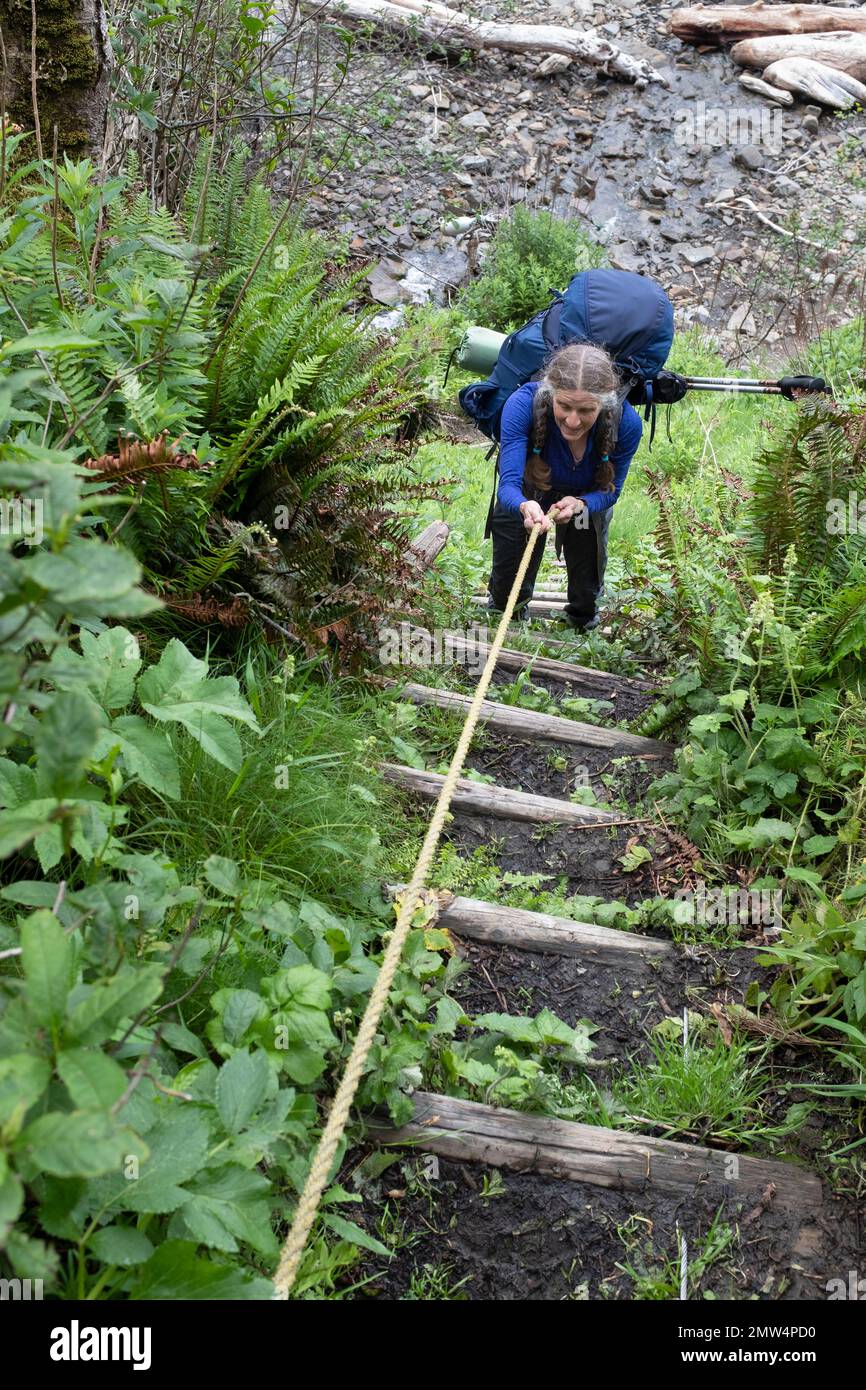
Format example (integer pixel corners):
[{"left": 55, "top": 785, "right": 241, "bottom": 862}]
[
  {"left": 385, "top": 885, "right": 672, "bottom": 964},
  {"left": 474, "top": 595, "right": 568, "bottom": 619},
  {"left": 422, "top": 629, "right": 660, "bottom": 695},
  {"left": 380, "top": 763, "right": 638, "bottom": 826},
  {"left": 385, "top": 680, "right": 674, "bottom": 758},
  {"left": 368, "top": 1092, "right": 823, "bottom": 1210}
]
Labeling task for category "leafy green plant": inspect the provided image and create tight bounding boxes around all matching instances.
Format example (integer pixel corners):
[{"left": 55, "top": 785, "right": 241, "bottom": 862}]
[
  {"left": 458, "top": 207, "right": 606, "bottom": 333},
  {"left": 612, "top": 1207, "right": 737, "bottom": 1300},
  {"left": 614, "top": 1033, "right": 799, "bottom": 1145}
]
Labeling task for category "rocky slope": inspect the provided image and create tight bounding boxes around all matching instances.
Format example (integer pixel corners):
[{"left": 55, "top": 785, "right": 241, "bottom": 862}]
[{"left": 293, "top": 0, "right": 866, "bottom": 366}]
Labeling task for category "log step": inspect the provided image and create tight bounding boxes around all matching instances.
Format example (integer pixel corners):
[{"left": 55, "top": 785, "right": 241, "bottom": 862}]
[
  {"left": 474, "top": 595, "right": 567, "bottom": 618},
  {"left": 380, "top": 762, "right": 636, "bottom": 825},
  {"left": 385, "top": 680, "right": 674, "bottom": 757},
  {"left": 368, "top": 1092, "right": 823, "bottom": 1210},
  {"left": 427, "top": 630, "right": 660, "bottom": 695},
  {"left": 386, "top": 885, "right": 672, "bottom": 964}
]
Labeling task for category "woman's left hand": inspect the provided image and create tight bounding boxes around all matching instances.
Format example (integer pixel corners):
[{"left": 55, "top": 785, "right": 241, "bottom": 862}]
[{"left": 553, "top": 495, "right": 587, "bottom": 523}]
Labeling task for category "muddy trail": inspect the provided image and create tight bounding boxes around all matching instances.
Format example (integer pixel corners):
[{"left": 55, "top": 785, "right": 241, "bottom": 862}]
[{"left": 346, "top": 549, "right": 863, "bottom": 1302}]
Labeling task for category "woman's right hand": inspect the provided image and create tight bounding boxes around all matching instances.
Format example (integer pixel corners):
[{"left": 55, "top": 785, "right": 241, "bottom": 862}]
[{"left": 519, "top": 500, "right": 552, "bottom": 533}]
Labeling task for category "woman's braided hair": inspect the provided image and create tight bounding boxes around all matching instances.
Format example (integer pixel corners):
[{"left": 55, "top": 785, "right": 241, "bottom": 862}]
[{"left": 530, "top": 343, "right": 622, "bottom": 494}]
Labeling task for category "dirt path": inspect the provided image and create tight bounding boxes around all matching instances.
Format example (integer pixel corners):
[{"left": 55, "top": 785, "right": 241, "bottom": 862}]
[{"left": 347, "top": 546, "right": 862, "bottom": 1301}]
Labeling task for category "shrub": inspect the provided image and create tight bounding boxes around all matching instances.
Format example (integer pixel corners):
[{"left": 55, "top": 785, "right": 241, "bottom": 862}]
[{"left": 457, "top": 206, "right": 606, "bottom": 333}]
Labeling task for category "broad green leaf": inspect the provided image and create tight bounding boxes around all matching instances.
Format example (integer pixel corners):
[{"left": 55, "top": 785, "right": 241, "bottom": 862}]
[
  {"left": 723, "top": 818, "right": 797, "bottom": 849},
  {"left": 26, "top": 541, "right": 159, "bottom": 620},
  {"left": 783, "top": 866, "right": 822, "bottom": 888},
  {"left": 129, "top": 1240, "right": 273, "bottom": 1300},
  {"left": 175, "top": 1166, "right": 277, "bottom": 1257},
  {"left": 101, "top": 1110, "right": 209, "bottom": 1213},
  {"left": 215, "top": 1049, "right": 271, "bottom": 1134},
  {"left": 0, "top": 804, "right": 64, "bottom": 858},
  {"left": 204, "top": 855, "right": 240, "bottom": 897},
  {"left": 17, "top": 1110, "right": 142, "bottom": 1178},
  {"left": 689, "top": 712, "right": 728, "bottom": 736},
  {"left": 264, "top": 964, "right": 331, "bottom": 1012},
  {"left": 0, "top": 1170, "right": 24, "bottom": 1244},
  {"left": 430, "top": 996, "right": 469, "bottom": 1036},
  {"left": 57, "top": 1049, "right": 127, "bottom": 1109},
  {"left": 79, "top": 628, "right": 142, "bottom": 710},
  {"left": 66, "top": 963, "right": 164, "bottom": 1044},
  {"left": 0, "top": 331, "right": 100, "bottom": 357},
  {"left": 0, "top": 1055, "right": 51, "bottom": 1129},
  {"left": 137, "top": 641, "right": 259, "bottom": 762},
  {"left": 160, "top": 1022, "right": 207, "bottom": 1058},
  {"left": 216, "top": 989, "right": 267, "bottom": 1045},
  {"left": 322, "top": 1213, "right": 390, "bottom": 1257},
  {"left": 98, "top": 716, "right": 180, "bottom": 799},
  {"left": 34, "top": 691, "right": 100, "bottom": 798},
  {"left": 3, "top": 1228, "right": 59, "bottom": 1282},
  {"left": 277, "top": 1044, "right": 328, "bottom": 1084},
  {"left": 88, "top": 1225, "right": 155, "bottom": 1267},
  {"left": 21, "top": 910, "right": 74, "bottom": 1028},
  {"left": 619, "top": 843, "right": 652, "bottom": 872},
  {"left": 803, "top": 834, "right": 838, "bottom": 857}
]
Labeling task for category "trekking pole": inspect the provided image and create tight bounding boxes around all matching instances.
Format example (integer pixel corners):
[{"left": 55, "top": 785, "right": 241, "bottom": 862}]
[{"left": 682, "top": 374, "right": 833, "bottom": 398}]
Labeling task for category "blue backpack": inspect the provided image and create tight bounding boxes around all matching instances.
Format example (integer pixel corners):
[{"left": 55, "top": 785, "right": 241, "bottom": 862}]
[{"left": 458, "top": 267, "right": 676, "bottom": 446}]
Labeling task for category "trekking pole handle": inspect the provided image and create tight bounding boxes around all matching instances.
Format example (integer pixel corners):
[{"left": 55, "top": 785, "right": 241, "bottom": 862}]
[{"left": 778, "top": 375, "right": 833, "bottom": 399}]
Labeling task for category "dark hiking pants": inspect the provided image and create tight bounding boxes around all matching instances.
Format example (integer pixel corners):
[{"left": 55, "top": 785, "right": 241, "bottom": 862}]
[{"left": 487, "top": 492, "right": 611, "bottom": 627}]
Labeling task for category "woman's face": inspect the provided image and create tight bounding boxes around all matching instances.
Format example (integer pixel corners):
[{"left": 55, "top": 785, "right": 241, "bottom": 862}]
[{"left": 552, "top": 389, "right": 601, "bottom": 440}]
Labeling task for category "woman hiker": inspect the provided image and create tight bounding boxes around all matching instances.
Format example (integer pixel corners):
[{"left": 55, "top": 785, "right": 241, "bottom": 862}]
[{"left": 486, "top": 342, "right": 643, "bottom": 631}]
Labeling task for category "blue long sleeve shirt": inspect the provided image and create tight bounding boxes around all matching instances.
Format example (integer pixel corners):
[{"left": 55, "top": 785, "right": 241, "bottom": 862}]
[{"left": 497, "top": 381, "right": 643, "bottom": 516}]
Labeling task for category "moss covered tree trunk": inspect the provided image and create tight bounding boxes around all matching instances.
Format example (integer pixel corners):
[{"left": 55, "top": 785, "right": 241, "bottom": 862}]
[{"left": 0, "top": 0, "right": 111, "bottom": 160}]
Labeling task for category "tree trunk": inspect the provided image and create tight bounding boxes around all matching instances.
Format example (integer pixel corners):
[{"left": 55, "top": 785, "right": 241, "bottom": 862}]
[
  {"left": 0, "top": 0, "right": 111, "bottom": 161},
  {"left": 730, "top": 30, "right": 866, "bottom": 78},
  {"left": 670, "top": 3, "right": 866, "bottom": 43}
]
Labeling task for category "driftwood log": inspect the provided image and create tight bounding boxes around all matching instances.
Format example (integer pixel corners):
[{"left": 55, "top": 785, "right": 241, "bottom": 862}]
[
  {"left": 380, "top": 762, "right": 631, "bottom": 824},
  {"left": 382, "top": 677, "right": 674, "bottom": 755},
  {"left": 737, "top": 72, "right": 795, "bottom": 103},
  {"left": 370, "top": 1091, "right": 824, "bottom": 1207},
  {"left": 730, "top": 30, "right": 866, "bottom": 79},
  {"left": 405, "top": 520, "right": 449, "bottom": 574},
  {"left": 670, "top": 2, "right": 866, "bottom": 43},
  {"left": 385, "top": 884, "right": 673, "bottom": 961},
  {"left": 310, "top": 0, "right": 670, "bottom": 84},
  {"left": 763, "top": 55, "right": 866, "bottom": 105}
]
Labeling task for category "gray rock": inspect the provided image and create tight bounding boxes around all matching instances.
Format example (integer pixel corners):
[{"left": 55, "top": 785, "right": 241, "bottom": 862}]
[
  {"left": 732, "top": 146, "right": 763, "bottom": 171},
  {"left": 671, "top": 243, "right": 715, "bottom": 266},
  {"left": 609, "top": 243, "right": 644, "bottom": 272},
  {"left": 772, "top": 174, "right": 800, "bottom": 197},
  {"left": 462, "top": 154, "right": 491, "bottom": 173},
  {"left": 681, "top": 246, "right": 717, "bottom": 266},
  {"left": 727, "top": 304, "right": 757, "bottom": 335},
  {"left": 367, "top": 261, "right": 403, "bottom": 306},
  {"left": 458, "top": 110, "right": 491, "bottom": 131}
]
